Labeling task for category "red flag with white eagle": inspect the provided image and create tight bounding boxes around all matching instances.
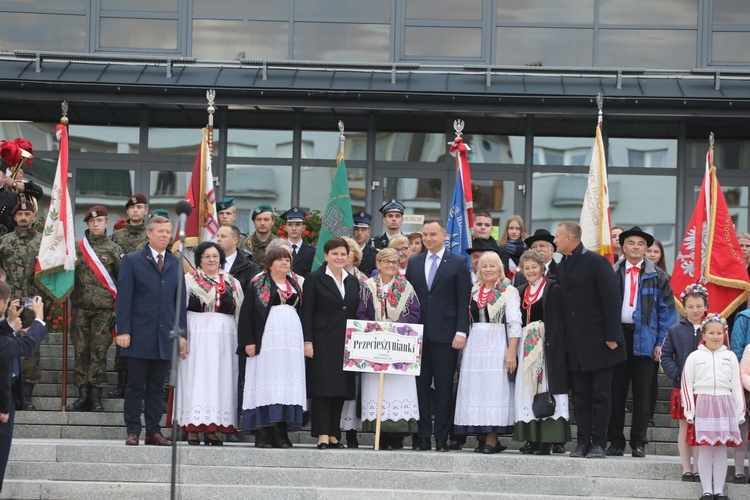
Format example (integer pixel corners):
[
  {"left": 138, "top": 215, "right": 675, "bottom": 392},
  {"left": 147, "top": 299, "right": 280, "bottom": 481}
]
[{"left": 671, "top": 149, "right": 750, "bottom": 317}]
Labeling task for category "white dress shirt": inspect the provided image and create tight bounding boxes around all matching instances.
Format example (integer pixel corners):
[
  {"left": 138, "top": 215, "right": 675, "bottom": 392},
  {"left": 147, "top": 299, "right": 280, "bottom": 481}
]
[{"left": 621, "top": 260, "right": 643, "bottom": 324}]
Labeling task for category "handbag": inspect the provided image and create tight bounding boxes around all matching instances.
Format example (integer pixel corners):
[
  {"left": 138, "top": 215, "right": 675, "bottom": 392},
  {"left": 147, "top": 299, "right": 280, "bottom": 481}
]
[
  {"left": 531, "top": 337, "right": 556, "bottom": 418},
  {"left": 504, "top": 313, "right": 517, "bottom": 383}
]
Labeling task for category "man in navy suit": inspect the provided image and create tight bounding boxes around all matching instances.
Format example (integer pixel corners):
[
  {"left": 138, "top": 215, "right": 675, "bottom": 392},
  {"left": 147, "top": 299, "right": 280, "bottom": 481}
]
[
  {"left": 282, "top": 207, "right": 315, "bottom": 279},
  {"left": 116, "top": 215, "right": 187, "bottom": 446},
  {"left": 405, "top": 219, "right": 472, "bottom": 451},
  {"left": 0, "top": 284, "right": 48, "bottom": 492}
]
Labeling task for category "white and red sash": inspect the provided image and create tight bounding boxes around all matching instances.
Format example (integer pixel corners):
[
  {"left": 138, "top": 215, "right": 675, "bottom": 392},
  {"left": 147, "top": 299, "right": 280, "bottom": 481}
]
[{"left": 78, "top": 238, "right": 117, "bottom": 299}]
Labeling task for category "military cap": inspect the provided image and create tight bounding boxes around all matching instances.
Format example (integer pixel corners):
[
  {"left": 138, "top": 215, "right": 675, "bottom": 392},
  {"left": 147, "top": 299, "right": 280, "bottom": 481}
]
[
  {"left": 149, "top": 208, "right": 170, "bottom": 219},
  {"left": 281, "top": 206, "right": 306, "bottom": 223},
  {"left": 125, "top": 193, "right": 148, "bottom": 209},
  {"left": 353, "top": 211, "right": 372, "bottom": 228},
  {"left": 11, "top": 200, "right": 36, "bottom": 216},
  {"left": 379, "top": 199, "right": 405, "bottom": 215},
  {"left": 252, "top": 203, "right": 274, "bottom": 221},
  {"left": 84, "top": 205, "right": 108, "bottom": 222},
  {"left": 216, "top": 197, "right": 234, "bottom": 212}
]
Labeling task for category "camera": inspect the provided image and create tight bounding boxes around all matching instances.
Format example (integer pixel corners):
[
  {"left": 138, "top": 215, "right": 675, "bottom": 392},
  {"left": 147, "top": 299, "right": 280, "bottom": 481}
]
[{"left": 21, "top": 297, "right": 34, "bottom": 308}]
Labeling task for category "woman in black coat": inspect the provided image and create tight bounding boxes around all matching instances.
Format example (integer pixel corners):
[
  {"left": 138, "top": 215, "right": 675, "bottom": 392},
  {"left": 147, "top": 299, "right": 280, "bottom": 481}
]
[{"left": 301, "top": 238, "right": 360, "bottom": 448}]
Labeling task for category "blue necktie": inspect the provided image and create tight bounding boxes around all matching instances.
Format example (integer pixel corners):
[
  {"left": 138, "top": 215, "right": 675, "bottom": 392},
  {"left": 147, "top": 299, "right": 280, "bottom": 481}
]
[{"left": 427, "top": 254, "right": 439, "bottom": 290}]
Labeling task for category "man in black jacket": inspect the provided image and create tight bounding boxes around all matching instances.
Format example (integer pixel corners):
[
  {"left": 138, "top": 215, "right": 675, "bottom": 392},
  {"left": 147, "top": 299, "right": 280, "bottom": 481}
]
[
  {"left": 217, "top": 225, "right": 258, "bottom": 293},
  {"left": 353, "top": 211, "right": 377, "bottom": 277},
  {"left": 281, "top": 207, "right": 315, "bottom": 279}
]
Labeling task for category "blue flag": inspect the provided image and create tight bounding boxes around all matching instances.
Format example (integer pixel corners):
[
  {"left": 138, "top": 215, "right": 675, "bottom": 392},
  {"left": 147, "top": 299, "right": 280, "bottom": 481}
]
[{"left": 445, "top": 168, "right": 471, "bottom": 268}]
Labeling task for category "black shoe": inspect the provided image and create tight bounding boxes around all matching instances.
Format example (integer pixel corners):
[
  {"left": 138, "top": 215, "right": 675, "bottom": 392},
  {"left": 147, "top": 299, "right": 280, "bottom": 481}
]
[
  {"left": 316, "top": 442, "right": 328, "bottom": 449},
  {"left": 714, "top": 495, "right": 729, "bottom": 500},
  {"left": 327, "top": 441, "right": 345, "bottom": 449},
  {"left": 605, "top": 445, "right": 624, "bottom": 456},
  {"left": 254, "top": 427, "right": 272, "bottom": 448},
  {"left": 411, "top": 433, "right": 420, "bottom": 450},
  {"left": 449, "top": 439, "right": 463, "bottom": 450},
  {"left": 21, "top": 383, "right": 36, "bottom": 411},
  {"left": 392, "top": 437, "right": 404, "bottom": 450},
  {"left": 346, "top": 429, "right": 359, "bottom": 449},
  {"left": 552, "top": 443, "right": 566, "bottom": 454},
  {"left": 271, "top": 424, "right": 292, "bottom": 448},
  {"left": 435, "top": 439, "right": 450, "bottom": 452},
  {"left": 482, "top": 444, "right": 501, "bottom": 454},
  {"left": 698, "top": 494, "right": 714, "bottom": 499},
  {"left": 89, "top": 386, "right": 105, "bottom": 412},
  {"left": 204, "top": 433, "right": 223, "bottom": 446},
  {"left": 519, "top": 441, "right": 534, "bottom": 454},
  {"left": 67, "top": 385, "right": 91, "bottom": 412},
  {"left": 417, "top": 437, "right": 431, "bottom": 451},
  {"left": 734, "top": 473, "right": 746, "bottom": 484},
  {"left": 570, "top": 443, "right": 589, "bottom": 458},
  {"left": 586, "top": 445, "right": 606, "bottom": 458},
  {"left": 532, "top": 443, "right": 552, "bottom": 455},
  {"left": 631, "top": 445, "right": 646, "bottom": 458},
  {"left": 109, "top": 372, "right": 127, "bottom": 398}
]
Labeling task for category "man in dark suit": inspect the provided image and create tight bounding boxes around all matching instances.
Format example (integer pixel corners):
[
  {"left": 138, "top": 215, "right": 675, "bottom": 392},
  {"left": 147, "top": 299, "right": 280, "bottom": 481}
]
[
  {"left": 116, "top": 215, "right": 187, "bottom": 446},
  {"left": 371, "top": 199, "right": 405, "bottom": 250},
  {"left": 353, "top": 211, "right": 377, "bottom": 277},
  {"left": 0, "top": 286, "right": 48, "bottom": 493},
  {"left": 217, "top": 225, "right": 258, "bottom": 292},
  {"left": 405, "top": 219, "right": 472, "bottom": 452},
  {"left": 554, "top": 221, "right": 625, "bottom": 459},
  {"left": 281, "top": 207, "right": 315, "bottom": 279}
]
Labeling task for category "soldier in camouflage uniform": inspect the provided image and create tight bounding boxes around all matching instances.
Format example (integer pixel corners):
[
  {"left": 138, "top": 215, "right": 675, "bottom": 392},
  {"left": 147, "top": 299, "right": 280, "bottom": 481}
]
[
  {"left": 216, "top": 197, "right": 250, "bottom": 256},
  {"left": 68, "top": 206, "right": 122, "bottom": 412},
  {"left": 108, "top": 194, "right": 148, "bottom": 397},
  {"left": 249, "top": 203, "right": 277, "bottom": 265},
  {"left": 0, "top": 201, "right": 44, "bottom": 410}
]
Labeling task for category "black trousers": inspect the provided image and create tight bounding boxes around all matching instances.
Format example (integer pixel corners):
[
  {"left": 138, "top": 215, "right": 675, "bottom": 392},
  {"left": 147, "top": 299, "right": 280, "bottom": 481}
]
[
  {"left": 0, "top": 386, "right": 15, "bottom": 493},
  {"left": 571, "top": 366, "right": 614, "bottom": 449},
  {"left": 416, "top": 337, "right": 458, "bottom": 441},
  {"left": 310, "top": 397, "right": 344, "bottom": 439},
  {"left": 124, "top": 357, "right": 170, "bottom": 436},
  {"left": 608, "top": 324, "right": 653, "bottom": 449}
]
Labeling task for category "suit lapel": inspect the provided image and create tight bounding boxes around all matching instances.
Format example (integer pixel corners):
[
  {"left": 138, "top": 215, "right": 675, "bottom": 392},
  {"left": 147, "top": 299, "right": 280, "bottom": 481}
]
[
  {"left": 412, "top": 253, "right": 428, "bottom": 290},
  {"left": 143, "top": 246, "right": 160, "bottom": 273}
]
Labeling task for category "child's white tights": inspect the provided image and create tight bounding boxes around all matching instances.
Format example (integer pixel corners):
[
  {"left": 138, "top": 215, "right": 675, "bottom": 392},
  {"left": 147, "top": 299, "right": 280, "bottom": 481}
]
[{"left": 698, "top": 445, "right": 727, "bottom": 495}]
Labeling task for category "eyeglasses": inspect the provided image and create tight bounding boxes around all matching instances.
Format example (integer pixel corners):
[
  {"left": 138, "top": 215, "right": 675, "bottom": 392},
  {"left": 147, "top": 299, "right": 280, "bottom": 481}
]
[
  {"left": 201, "top": 254, "right": 220, "bottom": 260},
  {"left": 530, "top": 243, "right": 552, "bottom": 250},
  {"left": 380, "top": 259, "right": 399, "bottom": 266},
  {"left": 396, "top": 246, "right": 410, "bottom": 253}
]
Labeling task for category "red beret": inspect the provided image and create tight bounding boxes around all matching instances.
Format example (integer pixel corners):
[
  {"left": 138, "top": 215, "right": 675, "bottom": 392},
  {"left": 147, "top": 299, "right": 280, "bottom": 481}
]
[
  {"left": 125, "top": 194, "right": 148, "bottom": 208},
  {"left": 84, "top": 205, "right": 108, "bottom": 222},
  {"left": 11, "top": 200, "right": 35, "bottom": 216}
]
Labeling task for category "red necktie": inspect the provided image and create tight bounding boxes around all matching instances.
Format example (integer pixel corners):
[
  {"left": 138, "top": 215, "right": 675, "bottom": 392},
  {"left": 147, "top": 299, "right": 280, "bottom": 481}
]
[
  {"left": 627, "top": 266, "right": 640, "bottom": 307},
  {"left": 157, "top": 254, "right": 164, "bottom": 273}
]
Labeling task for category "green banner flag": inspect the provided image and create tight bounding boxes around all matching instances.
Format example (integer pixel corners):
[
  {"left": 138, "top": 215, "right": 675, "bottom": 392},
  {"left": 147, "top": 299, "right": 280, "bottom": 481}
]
[{"left": 312, "top": 154, "right": 354, "bottom": 271}]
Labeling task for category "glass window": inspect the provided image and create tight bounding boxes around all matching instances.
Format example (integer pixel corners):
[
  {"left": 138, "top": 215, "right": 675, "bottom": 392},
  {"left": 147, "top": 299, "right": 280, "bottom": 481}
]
[
  {"left": 406, "top": 0, "right": 483, "bottom": 20},
  {"left": 712, "top": 0, "right": 750, "bottom": 25},
  {"left": 101, "top": 0, "right": 178, "bottom": 12},
  {"left": 75, "top": 168, "right": 136, "bottom": 239},
  {"left": 712, "top": 32, "right": 750, "bottom": 63},
  {"left": 100, "top": 18, "right": 178, "bottom": 50},
  {"left": 497, "top": 0, "right": 594, "bottom": 24},
  {"left": 0, "top": 123, "right": 57, "bottom": 152},
  {"left": 193, "top": 0, "right": 289, "bottom": 17},
  {"left": 148, "top": 128, "right": 221, "bottom": 155},
  {"left": 224, "top": 164, "right": 292, "bottom": 235},
  {"left": 472, "top": 179, "right": 515, "bottom": 214},
  {"left": 462, "top": 135, "right": 525, "bottom": 164},
  {"left": 404, "top": 27, "right": 482, "bottom": 58},
  {"left": 608, "top": 138, "right": 677, "bottom": 168},
  {"left": 686, "top": 140, "right": 750, "bottom": 170},
  {"left": 599, "top": 0, "right": 697, "bottom": 25},
  {"left": 300, "top": 166, "right": 366, "bottom": 215},
  {"left": 598, "top": 29, "right": 696, "bottom": 69},
  {"left": 68, "top": 125, "right": 141, "bottom": 154},
  {"left": 375, "top": 132, "right": 447, "bottom": 162},
  {"left": 293, "top": 23, "right": 389, "bottom": 62},
  {"left": 295, "top": 1, "right": 389, "bottom": 20},
  {"left": 192, "top": 20, "right": 288, "bottom": 60},
  {"left": 0, "top": 13, "right": 85, "bottom": 52},
  {"left": 300, "top": 131, "right": 367, "bottom": 160},
  {"left": 533, "top": 137, "right": 593, "bottom": 166},
  {"left": 383, "top": 176, "right": 443, "bottom": 225},
  {"left": 496, "top": 27, "right": 593, "bottom": 66},
  {"left": 227, "top": 129, "right": 294, "bottom": 158}
]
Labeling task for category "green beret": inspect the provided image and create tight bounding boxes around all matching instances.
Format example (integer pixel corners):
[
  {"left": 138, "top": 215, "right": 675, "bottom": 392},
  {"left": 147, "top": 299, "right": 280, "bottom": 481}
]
[
  {"left": 252, "top": 203, "right": 274, "bottom": 221},
  {"left": 149, "top": 208, "right": 170, "bottom": 219},
  {"left": 216, "top": 197, "right": 234, "bottom": 212}
]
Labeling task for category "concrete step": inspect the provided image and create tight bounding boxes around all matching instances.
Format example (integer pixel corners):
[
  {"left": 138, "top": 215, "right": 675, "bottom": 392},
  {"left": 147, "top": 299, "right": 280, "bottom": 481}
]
[{"left": 2, "top": 440, "right": 746, "bottom": 499}]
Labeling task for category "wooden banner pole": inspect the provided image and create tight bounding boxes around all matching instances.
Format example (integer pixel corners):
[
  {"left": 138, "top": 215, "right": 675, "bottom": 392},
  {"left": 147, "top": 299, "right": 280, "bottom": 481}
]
[{"left": 374, "top": 373, "right": 385, "bottom": 451}]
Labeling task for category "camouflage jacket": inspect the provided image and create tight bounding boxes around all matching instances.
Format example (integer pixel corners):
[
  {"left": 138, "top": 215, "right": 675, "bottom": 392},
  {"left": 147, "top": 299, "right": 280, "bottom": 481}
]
[
  {"left": 249, "top": 232, "right": 277, "bottom": 268},
  {"left": 71, "top": 231, "right": 122, "bottom": 309},
  {"left": 111, "top": 220, "right": 147, "bottom": 255},
  {"left": 0, "top": 227, "right": 42, "bottom": 299}
]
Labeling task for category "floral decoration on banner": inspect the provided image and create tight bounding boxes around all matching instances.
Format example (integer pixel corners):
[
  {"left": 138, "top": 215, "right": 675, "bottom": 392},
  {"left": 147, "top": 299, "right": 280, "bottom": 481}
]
[
  {"left": 271, "top": 208, "right": 322, "bottom": 245},
  {"left": 344, "top": 320, "right": 422, "bottom": 374}
]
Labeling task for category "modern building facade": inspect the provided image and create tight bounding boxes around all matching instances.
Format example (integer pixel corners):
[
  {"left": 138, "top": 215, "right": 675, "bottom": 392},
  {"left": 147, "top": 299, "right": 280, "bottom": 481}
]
[{"left": 1, "top": 0, "right": 749, "bottom": 271}]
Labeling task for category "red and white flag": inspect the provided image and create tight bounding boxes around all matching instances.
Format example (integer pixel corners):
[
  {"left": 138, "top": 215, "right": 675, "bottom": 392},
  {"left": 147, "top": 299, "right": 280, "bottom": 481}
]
[
  {"left": 671, "top": 150, "right": 750, "bottom": 317},
  {"left": 579, "top": 118, "right": 614, "bottom": 262}
]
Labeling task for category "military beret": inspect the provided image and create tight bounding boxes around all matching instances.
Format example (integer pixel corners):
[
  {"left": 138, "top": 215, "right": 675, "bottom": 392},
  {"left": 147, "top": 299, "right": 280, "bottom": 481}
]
[
  {"left": 149, "top": 208, "right": 170, "bottom": 219},
  {"left": 84, "top": 205, "right": 108, "bottom": 222},
  {"left": 353, "top": 211, "right": 372, "bottom": 228},
  {"left": 252, "top": 203, "right": 274, "bottom": 221},
  {"left": 281, "top": 206, "right": 306, "bottom": 223},
  {"left": 379, "top": 199, "right": 405, "bottom": 215},
  {"left": 125, "top": 193, "right": 148, "bottom": 209},
  {"left": 11, "top": 200, "right": 35, "bottom": 216},
  {"left": 216, "top": 197, "right": 234, "bottom": 212}
]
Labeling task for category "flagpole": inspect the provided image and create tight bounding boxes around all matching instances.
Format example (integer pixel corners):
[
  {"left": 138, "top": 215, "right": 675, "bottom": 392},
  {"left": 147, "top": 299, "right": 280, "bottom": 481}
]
[
  {"left": 60, "top": 101, "right": 69, "bottom": 411},
  {"left": 338, "top": 120, "right": 345, "bottom": 157},
  {"left": 596, "top": 92, "right": 603, "bottom": 127},
  {"left": 206, "top": 90, "right": 215, "bottom": 158}
]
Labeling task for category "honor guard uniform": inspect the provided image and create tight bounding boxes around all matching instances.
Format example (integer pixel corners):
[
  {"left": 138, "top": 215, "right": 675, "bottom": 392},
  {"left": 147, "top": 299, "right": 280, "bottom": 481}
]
[
  {"left": 250, "top": 203, "right": 277, "bottom": 266},
  {"left": 281, "top": 207, "right": 315, "bottom": 279},
  {"left": 353, "top": 211, "right": 377, "bottom": 277},
  {"left": 0, "top": 200, "right": 44, "bottom": 410},
  {"left": 69, "top": 206, "right": 122, "bottom": 412},
  {"left": 371, "top": 199, "right": 405, "bottom": 250},
  {"left": 216, "top": 197, "right": 250, "bottom": 256},
  {"left": 0, "top": 138, "right": 43, "bottom": 236}
]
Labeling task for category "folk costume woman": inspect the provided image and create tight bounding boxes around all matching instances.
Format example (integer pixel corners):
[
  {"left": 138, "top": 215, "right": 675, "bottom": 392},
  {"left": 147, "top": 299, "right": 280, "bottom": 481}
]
[
  {"left": 238, "top": 246, "right": 306, "bottom": 448},
  {"left": 453, "top": 251, "right": 522, "bottom": 454},
  {"left": 177, "top": 242, "right": 243, "bottom": 445},
  {"left": 356, "top": 248, "right": 421, "bottom": 450}
]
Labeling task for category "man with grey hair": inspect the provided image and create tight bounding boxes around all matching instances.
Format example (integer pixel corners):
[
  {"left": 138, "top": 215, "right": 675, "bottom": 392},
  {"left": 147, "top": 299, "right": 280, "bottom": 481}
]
[{"left": 554, "top": 221, "right": 624, "bottom": 459}]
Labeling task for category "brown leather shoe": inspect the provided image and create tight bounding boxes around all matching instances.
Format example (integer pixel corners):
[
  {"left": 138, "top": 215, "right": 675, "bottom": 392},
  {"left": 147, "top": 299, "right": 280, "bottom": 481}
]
[
  {"left": 125, "top": 434, "right": 139, "bottom": 446},
  {"left": 145, "top": 433, "right": 173, "bottom": 446}
]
